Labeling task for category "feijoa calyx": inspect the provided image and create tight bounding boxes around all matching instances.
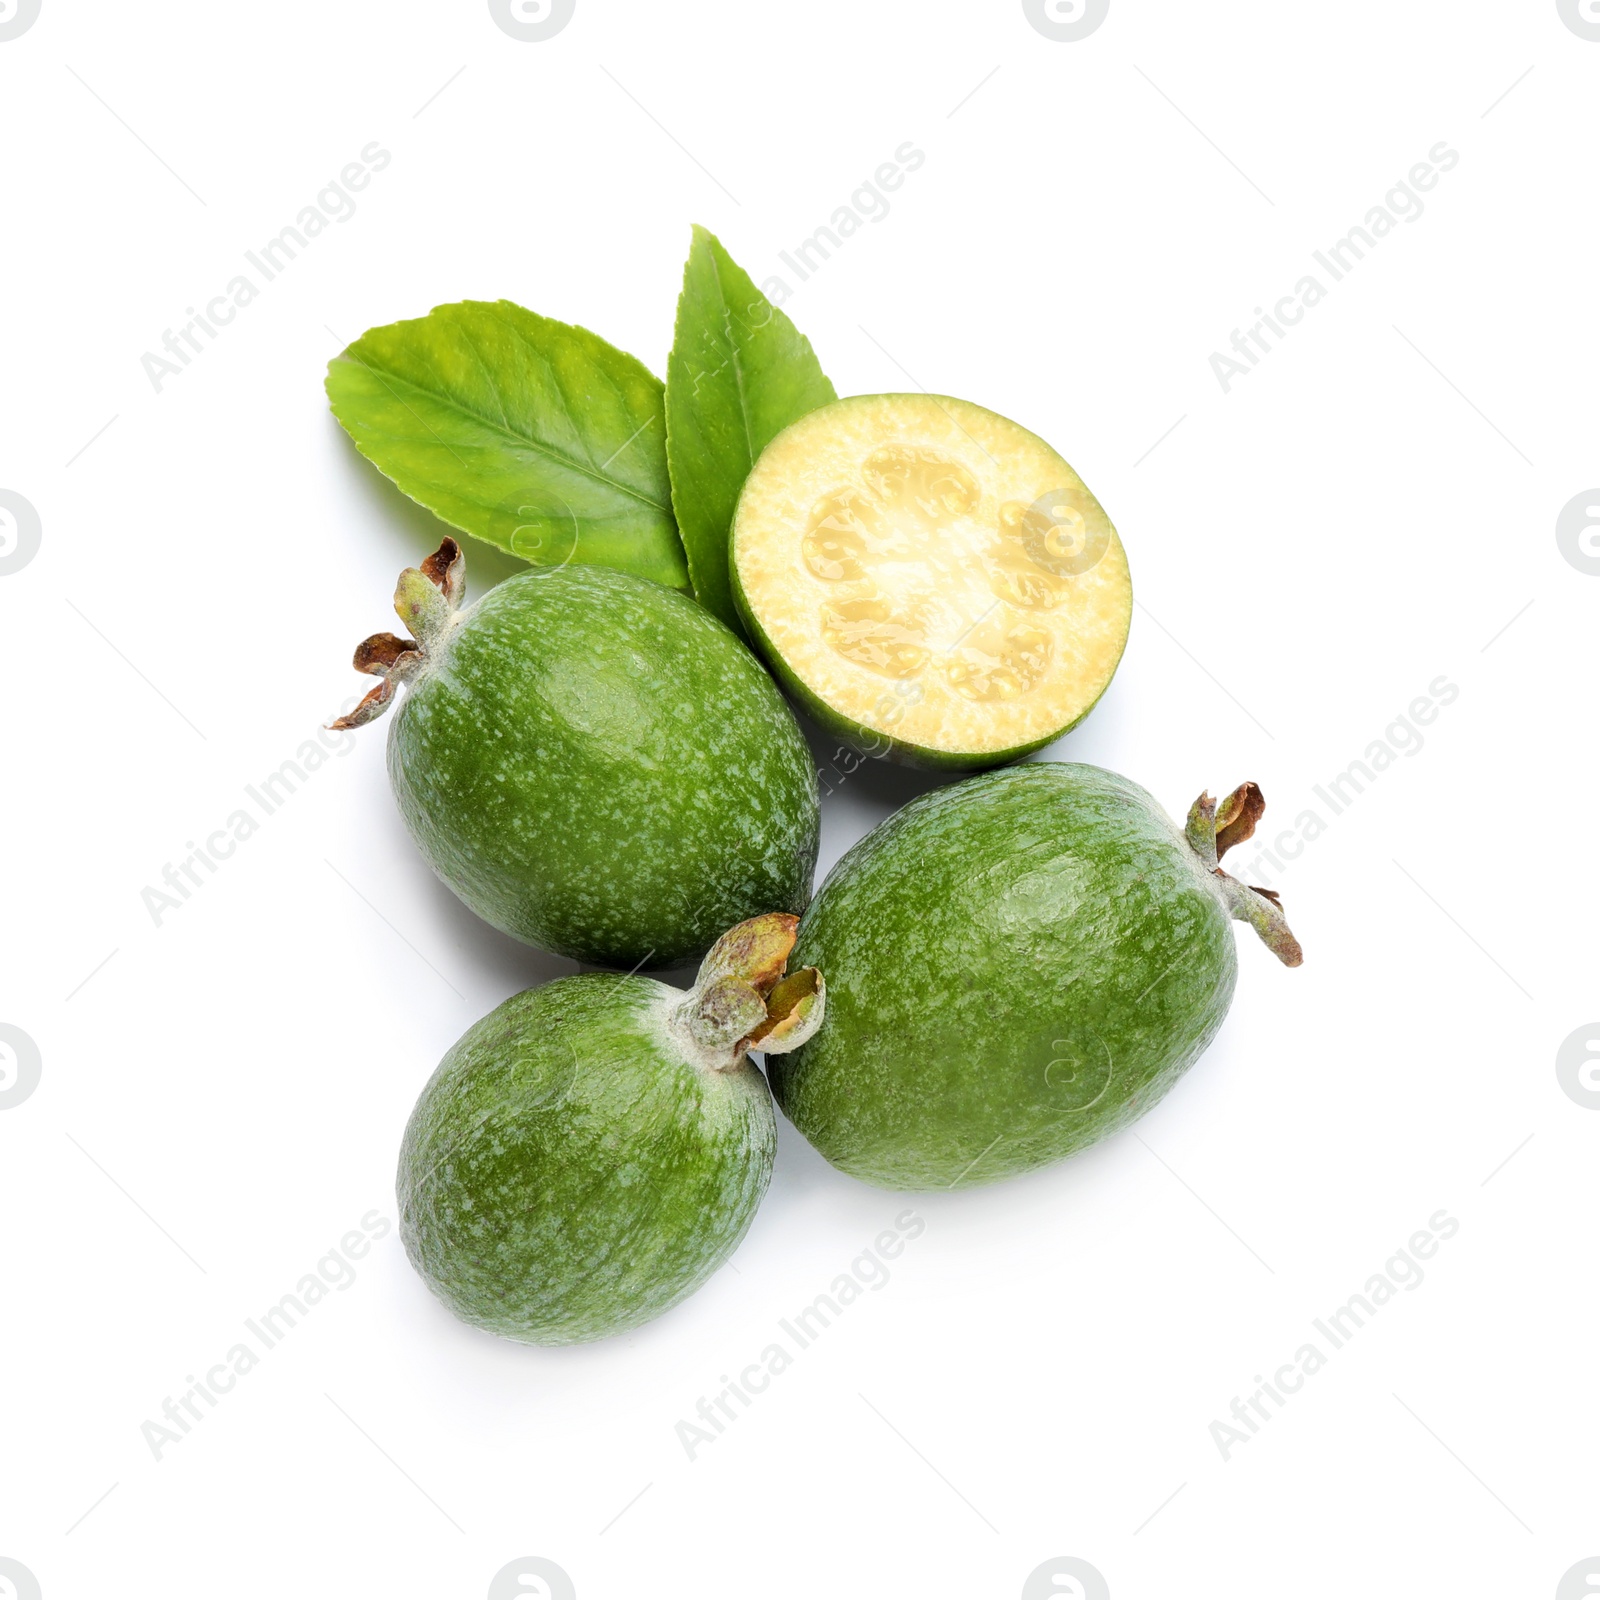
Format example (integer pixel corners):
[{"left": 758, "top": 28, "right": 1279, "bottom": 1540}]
[
  {"left": 767, "top": 763, "right": 1301, "bottom": 1190},
  {"left": 334, "top": 539, "right": 820, "bottom": 969},
  {"left": 399, "top": 914, "right": 824, "bottom": 1345},
  {"left": 731, "top": 394, "right": 1132, "bottom": 768}
]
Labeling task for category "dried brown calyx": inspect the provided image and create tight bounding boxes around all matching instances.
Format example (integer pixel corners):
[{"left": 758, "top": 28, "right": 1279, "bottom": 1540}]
[
  {"left": 1185, "top": 782, "right": 1304, "bottom": 968},
  {"left": 677, "top": 913, "right": 826, "bottom": 1071},
  {"left": 329, "top": 538, "right": 466, "bottom": 730}
]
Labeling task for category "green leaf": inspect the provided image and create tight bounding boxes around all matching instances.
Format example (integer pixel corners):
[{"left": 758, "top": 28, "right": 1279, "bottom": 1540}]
[
  {"left": 666, "top": 227, "right": 837, "bottom": 635},
  {"left": 326, "top": 300, "right": 689, "bottom": 591}
]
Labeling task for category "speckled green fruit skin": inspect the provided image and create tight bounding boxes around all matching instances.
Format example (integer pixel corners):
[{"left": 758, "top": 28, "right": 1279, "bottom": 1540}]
[
  {"left": 769, "top": 763, "right": 1239, "bottom": 1190},
  {"left": 399, "top": 974, "right": 775, "bottom": 1345},
  {"left": 387, "top": 565, "right": 819, "bottom": 968}
]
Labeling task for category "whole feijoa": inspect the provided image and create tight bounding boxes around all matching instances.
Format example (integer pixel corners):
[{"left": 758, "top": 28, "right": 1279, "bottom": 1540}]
[
  {"left": 730, "top": 394, "right": 1132, "bottom": 769},
  {"left": 767, "top": 763, "right": 1301, "bottom": 1190},
  {"left": 335, "top": 539, "right": 820, "bottom": 968},
  {"left": 399, "top": 915, "right": 824, "bottom": 1346}
]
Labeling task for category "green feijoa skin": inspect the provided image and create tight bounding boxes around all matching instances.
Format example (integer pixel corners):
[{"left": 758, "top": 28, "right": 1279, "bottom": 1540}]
[
  {"left": 399, "top": 915, "right": 824, "bottom": 1346},
  {"left": 333, "top": 539, "right": 821, "bottom": 969},
  {"left": 768, "top": 763, "right": 1302, "bottom": 1191}
]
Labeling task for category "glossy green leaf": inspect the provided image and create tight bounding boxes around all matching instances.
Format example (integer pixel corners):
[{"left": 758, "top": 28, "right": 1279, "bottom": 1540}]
[
  {"left": 326, "top": 300, "right": 689, "bottom": 590},
  {"left": 665, "top": 227, "right": 836, "bottom": 634}
]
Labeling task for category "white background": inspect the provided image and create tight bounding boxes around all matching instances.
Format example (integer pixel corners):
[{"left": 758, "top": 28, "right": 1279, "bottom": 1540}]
[{"left": 3, "top": 2, "right": 1597, "bottom": 1596}]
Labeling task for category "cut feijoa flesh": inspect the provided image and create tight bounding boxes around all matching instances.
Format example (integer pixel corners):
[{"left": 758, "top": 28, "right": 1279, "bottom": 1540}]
[{"left": 730, "top": 394, "right": 1132, "bottom": 769}]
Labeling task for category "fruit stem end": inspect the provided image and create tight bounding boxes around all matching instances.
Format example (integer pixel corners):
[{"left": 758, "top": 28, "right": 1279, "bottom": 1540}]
[
  {"left": 677, "top": 913, "right": 826, "bottom": 1070},
  {"left": 328, "top": 538, "right": 465, "bottom": 730},
  {"left": 1187, "top": 783, "right": 1304, "bottom": 968}
]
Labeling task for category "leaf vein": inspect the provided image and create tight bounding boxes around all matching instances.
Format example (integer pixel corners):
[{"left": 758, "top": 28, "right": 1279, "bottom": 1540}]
[
  {"left": 340, "top": 352, "right": 669, "bottom": 514},
  {"left": 721, "top": 296, "right": 757, "bottom": 471}
]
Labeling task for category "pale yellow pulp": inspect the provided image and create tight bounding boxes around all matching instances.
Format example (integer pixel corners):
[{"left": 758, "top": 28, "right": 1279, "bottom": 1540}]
[{"left": 733, "top": 395, "right": 1132, "bottom": 756}]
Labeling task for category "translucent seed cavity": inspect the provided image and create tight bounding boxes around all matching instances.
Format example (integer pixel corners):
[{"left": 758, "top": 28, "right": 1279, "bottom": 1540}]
[
  {"left": 997, "top": 495, "right": 1095, "bottom": 575},
  {"left": 997, "top": 501, "right": 1030, "bottom": 539},
  {"left": 802, "top": 488, "right": 881, "bottom": 581},
  {"left": 820, "top": 596, "right": 930, "bottom": 679},
  {"left": 988, "top": 564, "right": 1066, "bottom": 611},
  {"left": 861, "top": 446, "right": 980, "bottom": 523},
  {"left": 801, "top": 449, "right": 1072, "bottom": 699},
  {"left": 945, "top": 624, "right": 1054, "bottom": 702}
]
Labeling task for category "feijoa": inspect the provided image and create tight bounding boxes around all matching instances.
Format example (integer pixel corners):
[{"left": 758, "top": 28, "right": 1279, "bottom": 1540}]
[
  {"left": 399, "top": 915, "right": 824, "bottom": 1346},
  {"left": 730, "top": 394, "right": 1132, "bottom": 769},
  {"left": 334, "top": 540, "right": 820, "bottom": 969},
  {"left": 767, "top": 764, "right": 1301, "bottom": 1190}
]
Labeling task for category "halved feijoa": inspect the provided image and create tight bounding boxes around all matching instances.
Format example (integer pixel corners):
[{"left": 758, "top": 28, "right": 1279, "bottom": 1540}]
[{"left": 730, "top": 394, "right": 1132, "bottom": 769}]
